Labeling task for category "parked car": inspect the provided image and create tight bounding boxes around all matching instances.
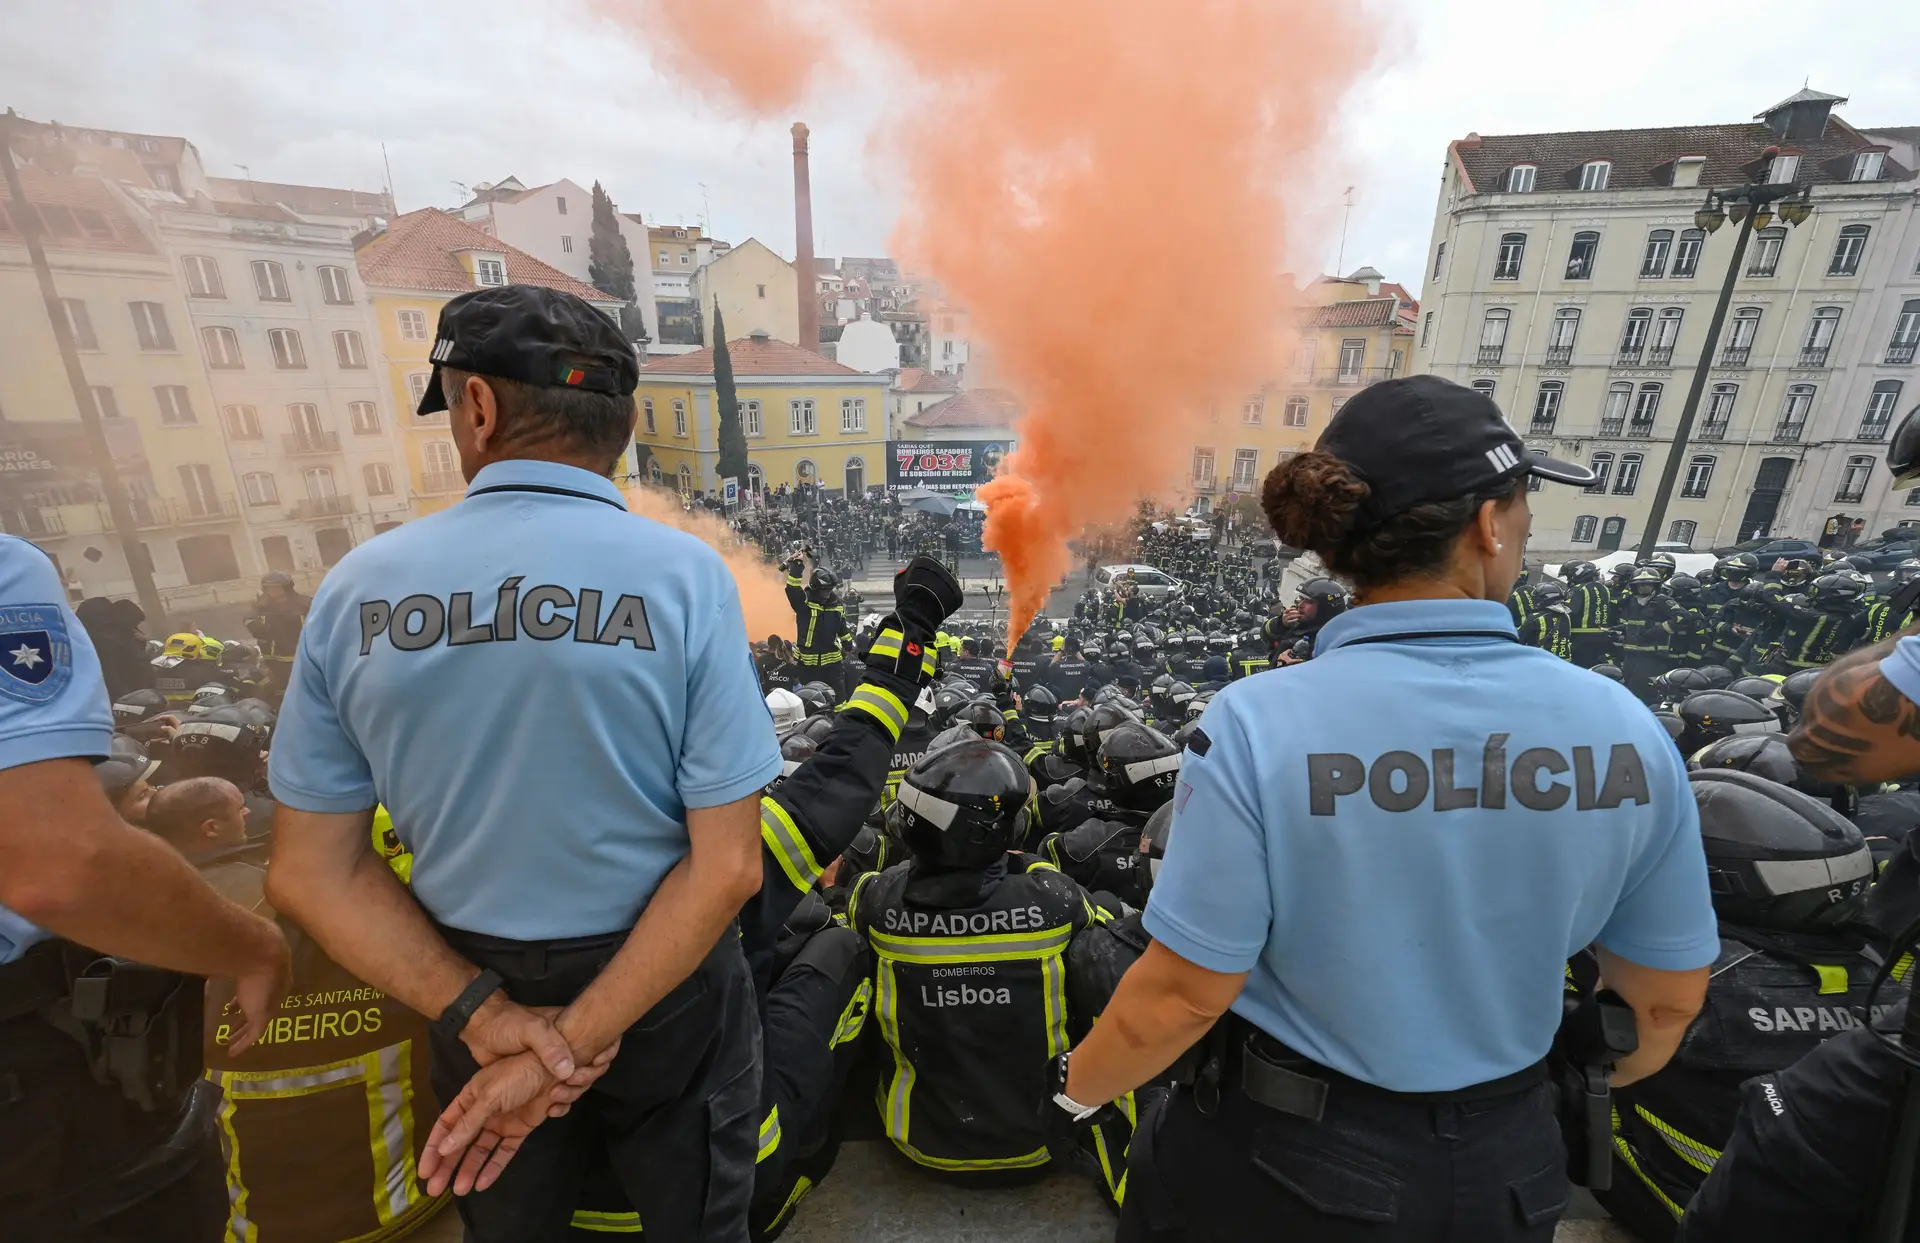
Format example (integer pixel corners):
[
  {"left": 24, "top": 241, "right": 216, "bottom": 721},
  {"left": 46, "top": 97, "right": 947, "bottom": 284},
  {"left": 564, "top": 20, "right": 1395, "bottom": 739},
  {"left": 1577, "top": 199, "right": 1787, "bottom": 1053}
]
[
  {"left": 1709, "top": 537, "right": 1822, "bottom": 560},
  {"left": 1093, "top": 564, "right": 1185, "bottom": 601},
  {"left": 1542, "top": 545, "right": 1718, "bottom": 581},
  {"left": 1841, "top": 540, "right": 1920, "bottom": 572}
]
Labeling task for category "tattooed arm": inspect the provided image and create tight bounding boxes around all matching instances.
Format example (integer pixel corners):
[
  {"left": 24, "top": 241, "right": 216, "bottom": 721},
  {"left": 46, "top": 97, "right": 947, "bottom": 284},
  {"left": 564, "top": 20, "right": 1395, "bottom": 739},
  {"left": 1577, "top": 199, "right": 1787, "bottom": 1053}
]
[{"left": 1788, "top": 624, "right": 1920, "bottom": 782}]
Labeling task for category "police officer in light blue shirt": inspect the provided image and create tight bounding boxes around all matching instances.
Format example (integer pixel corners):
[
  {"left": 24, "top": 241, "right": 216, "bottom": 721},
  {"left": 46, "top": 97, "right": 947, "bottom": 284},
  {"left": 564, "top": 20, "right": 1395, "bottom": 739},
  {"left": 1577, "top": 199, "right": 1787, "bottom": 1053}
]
[
  {"left": 1053, "top": 377, "right": 1722, "bottom": 1243},
  {"left": 265, "top": 285, "right": 780, "bottom": 1243},
  {"left": 0, "top": 535, "right": 288, "bottom": 1237}
]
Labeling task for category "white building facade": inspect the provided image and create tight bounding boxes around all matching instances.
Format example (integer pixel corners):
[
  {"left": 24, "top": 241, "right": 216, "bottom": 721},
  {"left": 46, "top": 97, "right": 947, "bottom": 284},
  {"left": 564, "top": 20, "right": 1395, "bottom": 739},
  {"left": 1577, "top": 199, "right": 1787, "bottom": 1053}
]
[
  {"left": 1416, "top": 90, "right": 1920, "bottom": 558},
  {"left": 457, "top": 176, "right": 657, "bottom": 343},
  {"left": 147, "top": 195, "right": 412, "bottom": 572}
]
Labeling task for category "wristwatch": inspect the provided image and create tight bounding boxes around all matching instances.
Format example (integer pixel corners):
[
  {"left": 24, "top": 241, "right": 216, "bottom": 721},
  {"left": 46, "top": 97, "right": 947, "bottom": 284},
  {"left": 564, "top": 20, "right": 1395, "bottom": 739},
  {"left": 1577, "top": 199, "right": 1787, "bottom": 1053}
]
[
  {"left": 1049, "top": 1052, "right": 1102, "bottom": 1122},
  {"left": 434, "top": 968, "right": 505, "bottom": 1041}
]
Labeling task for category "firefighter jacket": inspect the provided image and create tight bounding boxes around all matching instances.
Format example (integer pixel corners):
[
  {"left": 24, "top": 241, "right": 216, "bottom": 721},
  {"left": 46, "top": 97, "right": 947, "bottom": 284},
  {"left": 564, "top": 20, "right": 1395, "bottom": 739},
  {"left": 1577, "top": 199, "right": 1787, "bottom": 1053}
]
[
  {"left": 1508, "top": 584, "right": 1536, "bottom": 628},
  {"left": 204, "top": 929, "right": 446, "bottom": 1243},
  {"left": 741, "top": 668, "right": 914, "bottom": 998},
  {"left": 1041, "top": 813, "right": 1154, "bottom": 910},
  {"left": 1677, "top": 1001, "right": 1908, "bottom": 1243},
  {"left": 848, "top": 854, "right": 1097, "bottom": 1174},
  {"left": 243, "top": 593, "right": 309, "bottom": 662},
  {"left": 1760, "top": 600, "right": 1865, "bottom": 671},
  {"left": 1668, "top": 604, "right": 1713, "bottom": 662},
  {"left": 1229, "top": 644, "right": 1271, "bottom": 680},
  {"left": 1037, "top": 775, "right": 1117, "bottom": 841},
  {"left": 786, "top": 575, "right": 848, "bottom": 669},
  {"left": 1164, "top": 655, "right": 1208, "bottom": 685},
  {"left": 1857, "top": 595, "right": 1918, "bottom": 648},
  {"left": 1518, "top": 604, "right": 1575, "bottom": 661},
  {"left": 1571, "top": 582, "right": 1614, "bottom": 637},
  {"left": 1599, "top": 927, "right": 1904, "bottom": 1242},
  {"left": 1616, "top": 595, "right": 1683, "bottom": 655}
]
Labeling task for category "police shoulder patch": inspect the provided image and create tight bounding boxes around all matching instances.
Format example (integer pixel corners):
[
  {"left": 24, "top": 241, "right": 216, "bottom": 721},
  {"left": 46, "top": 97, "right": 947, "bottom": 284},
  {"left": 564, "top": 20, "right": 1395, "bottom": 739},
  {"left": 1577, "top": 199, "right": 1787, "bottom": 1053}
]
[{"left": 0, "top": 602, "right": 74, "bottom": 705}]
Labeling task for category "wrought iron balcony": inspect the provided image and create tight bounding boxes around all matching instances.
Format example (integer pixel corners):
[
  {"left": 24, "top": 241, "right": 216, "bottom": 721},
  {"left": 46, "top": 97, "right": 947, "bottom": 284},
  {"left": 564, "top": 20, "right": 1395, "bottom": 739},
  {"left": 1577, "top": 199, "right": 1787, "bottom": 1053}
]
[
  {"left": 419, "top": 470, "right": 465, "bottom": 494},
  {"left": 1697, "top": 420, "right": 1729, "bottom": 442},
  {"left": 1888, "top": 343, "right": 1917, "bottom": 365},
  {"left": 1476, "top": 346, "right": 1505, "bottom": 366},
  {"left": 283, "top": 431, "right": 341, "bottom": 456},
  {"left": 1773, "top": 422, "right": 1806, "bottom": 443},
  {"left": 289, "top": 495, "right": 357, "bottom": 519},
  {"left": 1599, "top": 417, "right": 1625, "bottom": 437},
  {"left": 1798, "top": 346, "right": 1830, "bottom": 369},
  {"left": 1720, "top": 345, "right": 1752, "bottom": 366},
  {"left": 1544, "top": 346, "right": 1573, "bottom": 366},
  {"left": 1647, "top": 347, "right": 1674, "bottom": 366},
  {"left": 1615, "top": 347, "right": 1644, "bottom": 366}
]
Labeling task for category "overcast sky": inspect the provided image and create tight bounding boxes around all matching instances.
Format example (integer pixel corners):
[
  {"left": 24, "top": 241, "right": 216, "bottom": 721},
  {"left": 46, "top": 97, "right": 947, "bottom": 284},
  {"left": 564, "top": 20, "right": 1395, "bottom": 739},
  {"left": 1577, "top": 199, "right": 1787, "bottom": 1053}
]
[{"left": 7, "top": 0, "right": 1918, "bottom": 297}]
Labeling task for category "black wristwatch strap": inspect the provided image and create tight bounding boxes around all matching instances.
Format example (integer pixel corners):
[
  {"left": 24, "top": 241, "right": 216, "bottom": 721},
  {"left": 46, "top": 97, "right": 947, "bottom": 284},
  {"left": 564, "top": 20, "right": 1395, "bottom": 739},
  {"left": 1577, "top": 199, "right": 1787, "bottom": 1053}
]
[{"left": 436, "top": 969, "right": 505, "bottom": 1039}]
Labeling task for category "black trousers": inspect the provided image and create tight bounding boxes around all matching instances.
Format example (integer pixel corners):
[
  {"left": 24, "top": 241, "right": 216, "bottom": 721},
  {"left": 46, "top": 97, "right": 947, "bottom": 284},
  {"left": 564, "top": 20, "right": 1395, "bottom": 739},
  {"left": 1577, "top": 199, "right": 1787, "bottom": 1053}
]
[
  {"left": 0, "top": 1016, "right": 226, "bottom": 1243},
  {"left": 1621, "top": 652, "right": 1669, "bottom": 704},
  {"left": 432, "top": 927, "right": 762, "bottom": 1243},
  {"left": 1118, "top": 1072, "right": 1569, "bottom": 1242},
  {"left": 1570, "top": 634, "right": 1611, "bottom": 671}
]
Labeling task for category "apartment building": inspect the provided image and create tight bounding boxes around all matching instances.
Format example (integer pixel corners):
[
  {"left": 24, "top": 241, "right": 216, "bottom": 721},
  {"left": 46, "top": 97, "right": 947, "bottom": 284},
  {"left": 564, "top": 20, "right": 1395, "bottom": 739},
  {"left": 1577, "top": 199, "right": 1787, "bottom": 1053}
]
[
  {"left": 456, "top": 176, "right": 657, "bottom": 343},
  {"left": 147, "top": 192, "right": 410, "bottom": 572},
  {"left": 1184, "top": 270, "right": 1416, "bottom": 512},
  {"left": 1416, "top": 89, "right": 1920, "bottom": 556},
  {"left": 354, "top": 208, "right": 626, "bottom": 515},
  {"left": 0, "top": 168, "right": 253, "bottom": 597},
  {"left": 634, "top": 332, "right": 891, "bottom": 496}
]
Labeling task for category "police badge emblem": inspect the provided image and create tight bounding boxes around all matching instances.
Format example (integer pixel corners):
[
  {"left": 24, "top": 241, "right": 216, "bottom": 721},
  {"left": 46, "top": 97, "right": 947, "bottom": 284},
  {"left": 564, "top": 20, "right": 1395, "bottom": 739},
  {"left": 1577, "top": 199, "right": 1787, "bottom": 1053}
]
[{"left": 0, "top": 603, "right": 73, "bottom": 704}]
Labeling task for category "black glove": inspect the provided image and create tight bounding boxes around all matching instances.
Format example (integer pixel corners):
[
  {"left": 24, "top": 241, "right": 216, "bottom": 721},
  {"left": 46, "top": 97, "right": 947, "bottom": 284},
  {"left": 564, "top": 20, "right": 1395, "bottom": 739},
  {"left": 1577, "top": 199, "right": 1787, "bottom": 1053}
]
[{"left": 893, "top": 555, "right": 964, "bottom": 635}]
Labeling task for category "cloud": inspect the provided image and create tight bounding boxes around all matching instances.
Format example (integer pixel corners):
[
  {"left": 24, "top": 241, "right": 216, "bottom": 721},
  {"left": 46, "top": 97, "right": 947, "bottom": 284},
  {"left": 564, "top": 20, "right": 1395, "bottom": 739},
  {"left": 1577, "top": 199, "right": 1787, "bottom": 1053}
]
[{"left": 4, "top": 0, "right": 1919, "bottom": 290}]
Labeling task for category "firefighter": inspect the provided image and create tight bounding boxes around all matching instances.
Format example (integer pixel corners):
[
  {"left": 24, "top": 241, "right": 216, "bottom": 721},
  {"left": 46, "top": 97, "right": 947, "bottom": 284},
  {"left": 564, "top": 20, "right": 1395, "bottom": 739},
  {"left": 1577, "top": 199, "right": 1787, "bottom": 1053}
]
[
  {"left": 1597, "top": 769, "right": 1887, "bottom": 1243},
  {"left": 243, "top": 569, "right": 310, "bottom": 703},
  {"left": 1564, "top": 560, "right": 1615, "bottom": 668},
  {"left": 847, "top": 739, "right": 1125, "bottom": 1196},
  {"left": 1616, "top": 567, "right": 1684, "bottom": 702},
  {"left": 1040, "top": 721, "right": 1182, "bottom": 910},
  {"left": 787, "top": 550, "right": 851, "bottom": 699},
  {"left": 1518, "top": 578, "right": 1575, "bottom": 660}
]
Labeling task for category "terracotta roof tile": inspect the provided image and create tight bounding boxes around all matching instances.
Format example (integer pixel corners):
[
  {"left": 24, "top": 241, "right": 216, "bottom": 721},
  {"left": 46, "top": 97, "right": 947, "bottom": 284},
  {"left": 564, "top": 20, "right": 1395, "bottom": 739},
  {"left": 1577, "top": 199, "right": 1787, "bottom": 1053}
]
[
  {"left": 1298, "top": 299, "right": 1401, "bottom": 330},
  {"left": 905, "top": 389, "right": 1022, "bottom": 429},
  {"left": 893, "top": 368, "right": 961, "bottom": 395},
  {"left": 1453, "top": 117, "right": 1912, "bottom": 194},
  {"left": 355, "top": 208, "right": 615, "bottom": 303},
  {"left": 208, "top": 177, "right": 392, "bottom": 219},
  {"left": 638, "top": 336, "right": 867, "bottom": 377},
  {"left": 0, "top": 170, "right": 153, "bottom": 255}
]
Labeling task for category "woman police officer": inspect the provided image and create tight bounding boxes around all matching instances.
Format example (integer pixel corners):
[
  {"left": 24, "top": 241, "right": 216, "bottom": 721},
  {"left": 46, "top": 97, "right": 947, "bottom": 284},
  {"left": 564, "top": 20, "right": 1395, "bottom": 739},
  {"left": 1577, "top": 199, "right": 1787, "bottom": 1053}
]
[{"left": 1054, "top": 375, "right": 1722, "bottom": 1242}]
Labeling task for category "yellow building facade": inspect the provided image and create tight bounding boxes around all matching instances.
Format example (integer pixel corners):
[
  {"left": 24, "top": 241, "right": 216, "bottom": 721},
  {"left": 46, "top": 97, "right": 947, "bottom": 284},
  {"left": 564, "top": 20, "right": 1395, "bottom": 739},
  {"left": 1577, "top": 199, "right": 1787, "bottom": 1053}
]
[
  {"left": 0, "top": 170, "right": 256, "bottom": 600},
  {"left": 692, "top": 239, "right": 799, "bottom": 348},
  {"left": 1185, "top": 274, "right": 1416, "bottom": 511},
  {"left": 355, "top": 208, "right": 624, "bottom": 514},
  {"left": 635, "top": 333, "right": 892, "bottom": 497}
]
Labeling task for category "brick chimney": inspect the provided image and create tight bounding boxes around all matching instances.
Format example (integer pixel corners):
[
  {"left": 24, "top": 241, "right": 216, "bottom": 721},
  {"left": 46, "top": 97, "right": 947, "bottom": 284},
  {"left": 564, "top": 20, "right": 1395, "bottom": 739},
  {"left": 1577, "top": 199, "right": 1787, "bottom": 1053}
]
[{"left": 792, "top": 122, "right": 819, "bottom": 354}]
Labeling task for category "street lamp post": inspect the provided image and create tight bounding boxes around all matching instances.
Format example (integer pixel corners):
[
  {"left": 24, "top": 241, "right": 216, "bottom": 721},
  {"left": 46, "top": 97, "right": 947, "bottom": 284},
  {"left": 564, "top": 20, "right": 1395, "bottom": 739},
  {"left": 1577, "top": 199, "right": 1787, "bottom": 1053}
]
[{"left": 1633, "top": 179, "right": 1814, "bottom": 562}]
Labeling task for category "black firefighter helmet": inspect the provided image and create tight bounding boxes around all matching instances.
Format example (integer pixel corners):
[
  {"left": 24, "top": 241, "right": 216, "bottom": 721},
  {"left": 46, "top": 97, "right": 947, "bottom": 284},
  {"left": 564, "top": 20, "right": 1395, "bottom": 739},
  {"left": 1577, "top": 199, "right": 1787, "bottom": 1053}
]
[
  {"left": 1690, "top": 769, "right": 1873, "bottom": 931},
  {"left": 894, "top": 739, "right": 1036, "bottom": 870},
  {"left": 1677, "top": 689, "right": 1778, "bottom": 757},
  {"left": 1096, "top": 722, "right": 1182, "bottom": 815},
  {"left": 1690, "top": 732, "right": 1859, "bottom": 819}
]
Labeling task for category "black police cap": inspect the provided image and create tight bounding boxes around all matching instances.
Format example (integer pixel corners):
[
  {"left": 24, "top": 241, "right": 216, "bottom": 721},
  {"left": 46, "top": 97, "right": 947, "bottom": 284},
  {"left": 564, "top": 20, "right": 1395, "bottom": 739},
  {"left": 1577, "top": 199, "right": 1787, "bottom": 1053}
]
[
  {"left": 417, "top": 285, "right": 638, "bottom": 416},
  {"left": 1315, "top": 375, "right": 1596, "bottom": 530}
]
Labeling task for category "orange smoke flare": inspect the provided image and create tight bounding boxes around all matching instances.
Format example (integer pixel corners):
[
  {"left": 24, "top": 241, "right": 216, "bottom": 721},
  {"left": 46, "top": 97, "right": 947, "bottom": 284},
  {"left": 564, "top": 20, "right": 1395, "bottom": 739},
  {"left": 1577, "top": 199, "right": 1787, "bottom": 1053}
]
[
  {"left": 621, "top": 484, "right": 794, "bottom": 641},
  {"left": 622, "top": 0, "right": 1377, "bottom": 644}
]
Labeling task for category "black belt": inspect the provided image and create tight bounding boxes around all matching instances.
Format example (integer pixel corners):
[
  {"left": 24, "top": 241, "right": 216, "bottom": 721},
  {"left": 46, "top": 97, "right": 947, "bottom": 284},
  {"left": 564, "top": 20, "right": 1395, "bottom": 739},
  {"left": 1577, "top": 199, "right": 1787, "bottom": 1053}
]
[
  {"left": 0, "top": 939, "right": 74, "bottom": 1024},
  {"left": 434, "top": 922, "right": 631, "bottom": 981},
  {"left": 1226, "top": 1015, "right": 1548, "bottom": 1121}
]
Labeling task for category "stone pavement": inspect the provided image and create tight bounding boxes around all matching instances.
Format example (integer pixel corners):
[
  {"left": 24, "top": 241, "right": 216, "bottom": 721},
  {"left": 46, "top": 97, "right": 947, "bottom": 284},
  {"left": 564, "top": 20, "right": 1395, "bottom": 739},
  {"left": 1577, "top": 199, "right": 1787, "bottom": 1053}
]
[{"left": 410, "top": 1141, "right": 1639, "bottom": 1242}]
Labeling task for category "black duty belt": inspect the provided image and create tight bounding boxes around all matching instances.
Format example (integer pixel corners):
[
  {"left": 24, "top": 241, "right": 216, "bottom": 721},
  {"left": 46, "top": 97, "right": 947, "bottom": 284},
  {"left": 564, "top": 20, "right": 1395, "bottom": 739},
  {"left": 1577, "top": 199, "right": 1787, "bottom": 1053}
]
[
  {"left": 0, "top": 939, "right": 71, "bottom": 1024},
  {"left": 434, "top": 922, "right": 631, "bottom": 981},
  {"left": 1225, "top": 1014, "right": 1548, "bottom": 1122}
]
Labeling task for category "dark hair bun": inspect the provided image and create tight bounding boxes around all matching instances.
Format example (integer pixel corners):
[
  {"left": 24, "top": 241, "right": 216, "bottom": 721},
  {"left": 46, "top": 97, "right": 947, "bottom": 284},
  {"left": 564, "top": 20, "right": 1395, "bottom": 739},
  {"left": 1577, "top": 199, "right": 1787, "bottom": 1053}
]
[{"left": 1261, "top": 452, "right": 1367, "bottom": 552}]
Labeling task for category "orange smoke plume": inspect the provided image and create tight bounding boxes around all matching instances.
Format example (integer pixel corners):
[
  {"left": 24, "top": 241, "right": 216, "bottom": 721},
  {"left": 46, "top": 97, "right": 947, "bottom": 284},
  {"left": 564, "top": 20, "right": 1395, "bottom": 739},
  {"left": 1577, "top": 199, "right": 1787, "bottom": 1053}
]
[
  {"left": 621, "top": 484, "right": 794, "bottom": 641},
  {"left": 623, "top": 0, "right": 1376, "bottom": 642}
]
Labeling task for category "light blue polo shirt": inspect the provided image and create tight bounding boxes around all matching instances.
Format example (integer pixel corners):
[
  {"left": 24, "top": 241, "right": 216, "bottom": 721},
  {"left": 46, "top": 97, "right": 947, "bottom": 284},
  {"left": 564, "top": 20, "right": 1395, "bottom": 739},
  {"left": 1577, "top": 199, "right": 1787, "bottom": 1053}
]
[
  {"left": 1879, "top": 635, "right": 1920, "bottom": 705},
  {"left": 0, "top": 536, "right": 113, "bottom": 963},
  {"left": 1144, "top": 598, "right": 1718, "bottom": 1092},
  {"left": 270, "top": 459, "right": 782, "bottom": 940}
]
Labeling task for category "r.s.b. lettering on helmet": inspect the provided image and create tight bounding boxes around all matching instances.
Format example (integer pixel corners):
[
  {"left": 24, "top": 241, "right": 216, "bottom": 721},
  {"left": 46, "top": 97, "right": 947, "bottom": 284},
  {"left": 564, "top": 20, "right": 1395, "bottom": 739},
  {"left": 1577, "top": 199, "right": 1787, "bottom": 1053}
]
[
  {"left": 1306, "top": 736, "right": 1650, "bottom": 816},
  {"left": 357, "top": 577, "right": 654, "bottom": 654}
]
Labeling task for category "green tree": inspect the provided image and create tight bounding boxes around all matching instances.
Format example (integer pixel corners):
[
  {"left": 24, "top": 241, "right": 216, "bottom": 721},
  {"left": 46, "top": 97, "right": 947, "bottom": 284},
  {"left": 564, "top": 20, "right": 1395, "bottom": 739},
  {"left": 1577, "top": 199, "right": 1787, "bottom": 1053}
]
[
  {"left": 587, "top": 181, "right": 648, "bottom": 343},
  {"left": 713, "top": 303, "right": 749, "bottom": 499}
]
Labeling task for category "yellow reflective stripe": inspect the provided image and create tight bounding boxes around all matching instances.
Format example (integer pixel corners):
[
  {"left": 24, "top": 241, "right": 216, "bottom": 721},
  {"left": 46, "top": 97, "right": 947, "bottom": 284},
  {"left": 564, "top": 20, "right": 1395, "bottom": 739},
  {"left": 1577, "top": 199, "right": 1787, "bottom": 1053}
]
[
  {"left": 210, "top": 1043, "right": 431, "bottom": 1241},
  {"left": 786, "top": 576, "right": 806, "bottom": 588},
  {"left": 831, "top": 978, "right": 873, "bottom": 1048},
  {"left": 570, "top": 1209, "right": 644, "bottom": 1233},
  {"left": 1091, "top": 1122, "right": 1119, "bottom": 1200},
  {"left": 1633, "top": 1104, "right": 1720, "bottom": 1174},
  {"left": 1813, "top": 963, "right": 1850, "bottom": 996},
  {"left": 1895, "top": 953, "right": 1915, "bottom": 984},
  {"left": 1613, "top": 1132, "right": 1685, "bottom": 1220},
  {"left": 888, "top": 1137, "right": 1054, "bottom": 1172},
  {"left": 765, "top": 1176, "right": 815, "bottom": 1233},
  {"left": 867, "top": 923, "right": 1074, "bottom": 964},
  {"left": 876, "top": 957, "right": 914, "bottom": 1147},
  {"left": 757, "top": 1105, "right": 782, "bottom": 1163},
  {"left": 1043, "top": 952, "right": 1069, "bottom": 1059},
  {"left": 846, "top": 685, "right": 907, "bottom": 742},
  {"left": 868, "top": 630, "right": 905, "bottom": 659},
  {"left": 761, "top": 797, "right": 824, "bottom": 893}
]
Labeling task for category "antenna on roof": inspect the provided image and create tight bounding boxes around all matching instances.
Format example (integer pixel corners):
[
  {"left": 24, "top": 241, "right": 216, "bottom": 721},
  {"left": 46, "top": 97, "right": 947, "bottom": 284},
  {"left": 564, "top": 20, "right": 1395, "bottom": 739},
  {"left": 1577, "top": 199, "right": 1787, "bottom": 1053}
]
[
  {"left": 1335, "top": 186, "right": 1356, "bottom": 275},
  {"left": 381, "top": 141, "right": 396, "bottom": 213},
  {"left": 235, "top": 163, "right": 255, "bottom": 201},
  {"left": 699, "top": 181, "right": 711, "bottom": 233}
]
